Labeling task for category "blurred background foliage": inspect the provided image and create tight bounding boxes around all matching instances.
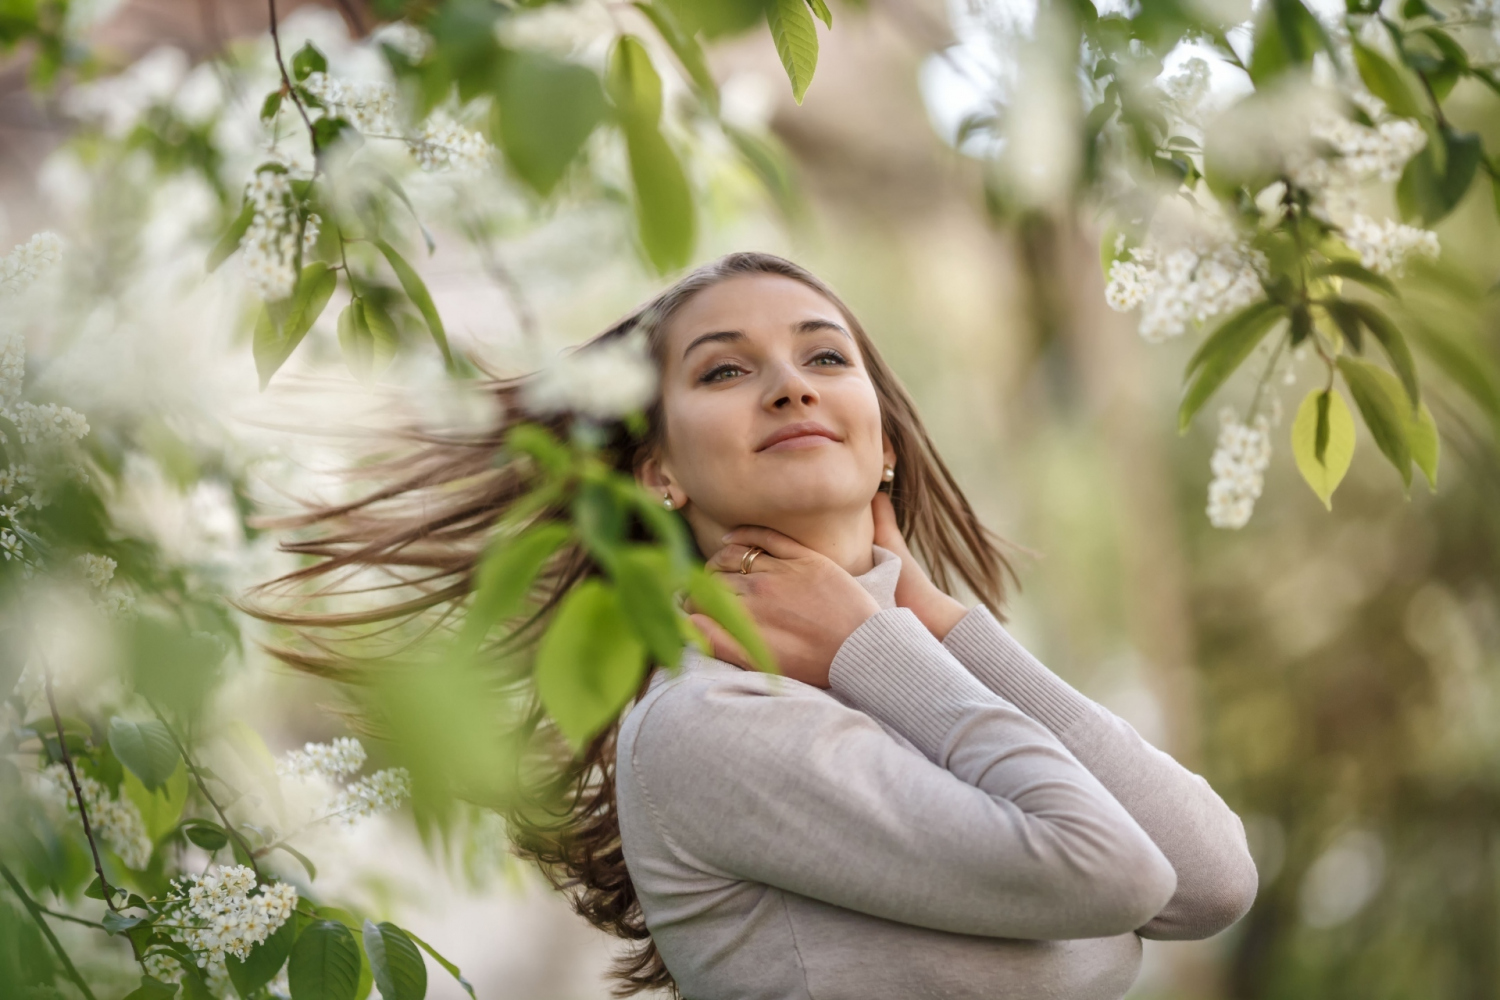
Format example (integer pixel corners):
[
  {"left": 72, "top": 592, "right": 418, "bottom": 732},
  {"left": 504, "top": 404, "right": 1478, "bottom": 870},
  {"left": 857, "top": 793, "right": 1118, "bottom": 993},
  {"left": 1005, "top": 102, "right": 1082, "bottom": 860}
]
[{"left": 0, "top": 0, "right": 1498, "bottom": 997}]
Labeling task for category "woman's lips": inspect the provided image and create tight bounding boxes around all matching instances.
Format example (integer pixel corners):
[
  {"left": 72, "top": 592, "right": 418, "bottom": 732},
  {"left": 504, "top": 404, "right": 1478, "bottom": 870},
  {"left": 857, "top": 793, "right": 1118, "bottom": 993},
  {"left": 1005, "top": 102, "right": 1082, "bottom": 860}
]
[{"left": 756, "top": 422, "right": 841, "bottom": 452}]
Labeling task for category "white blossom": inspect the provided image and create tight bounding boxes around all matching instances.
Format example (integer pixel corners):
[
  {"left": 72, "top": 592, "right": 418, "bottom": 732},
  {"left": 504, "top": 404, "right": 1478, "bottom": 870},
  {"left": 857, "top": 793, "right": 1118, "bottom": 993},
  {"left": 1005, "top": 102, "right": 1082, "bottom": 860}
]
[
  {"left": 300, "top": 71, "right": 399, "bottom": 135},
  {"left": 277, "top": 736, "right": 367, "bottom": 781},
  {"left": 1341, "top": 214, "right": 1440, "bottom": 275},
  {"left": 410, "top": 111, "right": 492, "bottom": 172},
  {"left": 327, "top": 767, "right": 411, "bottom": 826},
  {"left": 525, "top": 331, "right": 659, "bottom": 419},
  {"left": 1206, "top": 407, "right": 1273, "bottom": 529},
  {"left": 6, "top": 401, "right": 90, "bottom": 446},
  {"left": 239, "top": 169, "right": 301, "bottom": 301},
  {"left": 1106, "top": 237, "right": 1267, "bottom": 343},
  {"left": 158, "top": 866, "right": 298, "bottom": 974},
  {"left": 0, "top": 232, "right": 64, "bottom": 298},
  {"left": 37, "top": 764, "right": 153, "bottom": 869},
  {"left": 372, "top": 21, "right": 431, "bottom": 62},
  {"left": 77, "top": 553, "right": 117, "bottom": 588}
]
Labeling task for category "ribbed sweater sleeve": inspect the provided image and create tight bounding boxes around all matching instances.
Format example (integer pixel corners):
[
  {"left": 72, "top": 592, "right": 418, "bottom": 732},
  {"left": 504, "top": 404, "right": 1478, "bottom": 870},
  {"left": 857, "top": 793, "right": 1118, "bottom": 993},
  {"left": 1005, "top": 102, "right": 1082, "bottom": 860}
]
[
  {"left": 627, "top": 607, "right": 1178, "bottom": 941},
  {"left": 941, "top": 605, "right": 1260, "bottom": 939}
]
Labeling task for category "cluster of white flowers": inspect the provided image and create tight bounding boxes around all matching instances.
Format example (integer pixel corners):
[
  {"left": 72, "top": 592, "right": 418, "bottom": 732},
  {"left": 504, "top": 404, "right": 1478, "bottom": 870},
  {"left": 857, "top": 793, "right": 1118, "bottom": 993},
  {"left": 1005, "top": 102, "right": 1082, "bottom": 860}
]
[
  {"left": 411, "top": 111, "right": 492, "bottom": 172},
  {"left": 373, "top": 21, "right": 431, "bottom": 62},
  {"left": 239, "top": 169, "right": 301, "bottom": 301},
  {"left": 1105, "top": 237, "right": 1268, "bottom": 343},
  {"left": 328, "top": 767, "right": 412, "bottom": 826},
  {"left": 525, "top": 330, "right": 659, "bottom": 419},
  {"left": 1206, "top": 407, "right": 1273, "bottom": 529},
  {"left": 1341, "top": 214, "right": 1441, "bottom": 275},
  {"left": 37, "top": 764, "right": 153, "bottom": 869},
  {"left": 9, "top": 401, "right": 90, "bottom": 446},
  {"left": 1290, "top": 110, "right": 1427, "bottom": 196},
  {"left": 276, "top": 736, "right": 366, "bottom": 780},
  {"left": 0, "top": 232, "right": 63, "bottom": 297},
  {"left": 1161, "top": 57, "right": 1212, "bottom": 129},
  {"left": 77, "top": 553, "right": 116, "bottom": 587},
  {"left": 301, "top": 71, "right": 400, "bottom": 135},
  {"left": 73, "top": 552, "right": 136, "bottom": 617},
  {"left": 158, "top": 865, "right": 298, "bottom": 973}
]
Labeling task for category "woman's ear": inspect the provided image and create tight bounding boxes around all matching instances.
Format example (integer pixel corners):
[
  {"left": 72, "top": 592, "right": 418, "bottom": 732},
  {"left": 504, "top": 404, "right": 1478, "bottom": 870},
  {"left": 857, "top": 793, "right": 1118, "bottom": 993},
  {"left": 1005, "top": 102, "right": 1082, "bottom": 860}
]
[
  {"left": 881, "top": 433, "right": 897, "bottom": 473},
  {"left": 636, "top": 453, "right": 682, "bottom": 510}
]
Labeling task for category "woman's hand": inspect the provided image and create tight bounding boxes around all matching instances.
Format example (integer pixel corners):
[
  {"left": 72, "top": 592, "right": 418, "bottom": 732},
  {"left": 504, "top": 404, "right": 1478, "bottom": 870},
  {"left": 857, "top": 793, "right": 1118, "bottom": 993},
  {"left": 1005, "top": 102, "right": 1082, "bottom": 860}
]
[
  {"left": 871, "top": 491, "right": 970, "bottom": 641},
  {"left": 691, "top": 528, "right": 880, "bottom": 688}
]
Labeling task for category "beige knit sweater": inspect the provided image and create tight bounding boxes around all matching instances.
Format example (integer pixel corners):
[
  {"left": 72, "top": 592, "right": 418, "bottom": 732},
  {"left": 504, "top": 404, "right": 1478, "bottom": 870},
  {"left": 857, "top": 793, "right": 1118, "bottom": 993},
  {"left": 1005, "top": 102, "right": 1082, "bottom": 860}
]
[{"left": 616, "top": 545, "right": 1258, "bottom": 1000}]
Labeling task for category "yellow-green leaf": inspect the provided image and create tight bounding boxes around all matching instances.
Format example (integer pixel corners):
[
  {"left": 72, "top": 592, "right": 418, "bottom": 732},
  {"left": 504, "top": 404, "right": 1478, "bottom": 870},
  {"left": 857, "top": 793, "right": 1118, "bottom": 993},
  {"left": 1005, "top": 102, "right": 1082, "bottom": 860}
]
[
  {"left": 806, "top": 0, "right": 832, "bottom": 29},
  {"left": 621, "top": 118, "right": 696, "bottom": 273},
  {"left": 1352, "top": 40, "right": 1423, "bottom": 119},
  {"left": 534, "top": 581, "right": 649, "bottom": 750},
  {"left": 375, "top": 239, "right": 453, "bottom": 371},
  {"left": 1408, "top": 399, "right": 1440, "bottom": 490},
  {"left": 766, "top": 0, "right": 819, "bottom": 104},
  {"left": 254, "top": 263, "right": 337, "bottom": 390},
  {"left": 606, "top": 35, "right": 663, "bottom": 124},
  {"left": 1338, "top": 355, "right": 1413, "bottom": 489},
  {"left": 686, "top": 567, "right": 777, "bottom": 674},
  {"left": 1291, "top": 388, "right": 1355, "bottom": 509},
  {"left": 122, "top": 761, "right": 188, "bottom": 844}
]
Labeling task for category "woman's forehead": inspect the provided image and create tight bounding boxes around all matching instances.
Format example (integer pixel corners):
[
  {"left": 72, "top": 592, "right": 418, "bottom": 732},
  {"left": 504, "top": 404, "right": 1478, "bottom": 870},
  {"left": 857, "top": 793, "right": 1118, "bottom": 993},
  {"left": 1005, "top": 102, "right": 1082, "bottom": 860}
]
[{"left": 663, "top": 273, "right": 844, "bottom": 345}]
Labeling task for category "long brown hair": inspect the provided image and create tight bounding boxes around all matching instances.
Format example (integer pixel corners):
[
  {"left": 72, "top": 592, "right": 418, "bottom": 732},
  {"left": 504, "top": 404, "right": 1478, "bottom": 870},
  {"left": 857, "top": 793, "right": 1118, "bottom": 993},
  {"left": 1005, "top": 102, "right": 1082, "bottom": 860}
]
[{"left": 236, "top": 251, "right": 1023, "bottom": 996}]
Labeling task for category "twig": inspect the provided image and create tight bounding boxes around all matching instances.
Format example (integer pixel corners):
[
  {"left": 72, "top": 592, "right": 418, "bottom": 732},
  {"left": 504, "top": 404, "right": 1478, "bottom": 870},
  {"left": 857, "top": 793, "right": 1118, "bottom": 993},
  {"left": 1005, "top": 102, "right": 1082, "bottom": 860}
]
[
  {"left": 0, "top": 861, "right": 101, "bottom": 1000},
  {"left": 36, "top": 905, "right": 109, "bottom": 930},
  {"left": 268, "top": 0, "right": 319, "bottom": 155},
  {"left": 145, "top": 700, "right": 263, "bottom": 882},
  {"left": 40, "top": 656, "right": 117, "bottom": 914}
]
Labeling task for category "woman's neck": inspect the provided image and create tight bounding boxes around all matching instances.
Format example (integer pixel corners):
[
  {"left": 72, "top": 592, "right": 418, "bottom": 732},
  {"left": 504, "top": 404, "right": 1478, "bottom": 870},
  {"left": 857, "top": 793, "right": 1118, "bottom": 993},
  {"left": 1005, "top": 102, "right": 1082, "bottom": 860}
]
[{"left": 692, "top": 505, "right": 877, "bottom": 577}]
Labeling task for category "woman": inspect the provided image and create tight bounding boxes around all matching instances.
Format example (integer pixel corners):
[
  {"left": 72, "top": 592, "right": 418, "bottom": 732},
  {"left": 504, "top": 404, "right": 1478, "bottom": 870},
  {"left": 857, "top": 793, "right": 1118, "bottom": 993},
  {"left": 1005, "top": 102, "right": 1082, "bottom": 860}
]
[{"left": 244, "top": 252, "right": 1258, "bottom": 1000}]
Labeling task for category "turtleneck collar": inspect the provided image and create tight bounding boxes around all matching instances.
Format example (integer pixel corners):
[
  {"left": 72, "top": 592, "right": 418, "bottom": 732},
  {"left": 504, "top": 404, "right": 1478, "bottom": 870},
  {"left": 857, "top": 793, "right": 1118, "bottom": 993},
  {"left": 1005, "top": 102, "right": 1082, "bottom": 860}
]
[{"left": 854, "top": 544, "right": 903, "bottom": 611}]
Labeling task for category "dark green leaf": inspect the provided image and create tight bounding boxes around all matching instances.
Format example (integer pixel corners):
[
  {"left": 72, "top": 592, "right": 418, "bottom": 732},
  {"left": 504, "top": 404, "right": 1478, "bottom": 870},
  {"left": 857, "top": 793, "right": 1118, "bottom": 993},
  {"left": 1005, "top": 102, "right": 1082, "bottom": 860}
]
[
  {"left": 183, "top": 821, "right": 229, "bottom": 852},
  {"left": 288, "top": 920, "right": 361, "bottom": 1000},
  {"left": 206, "top": 202, "right": 255, "bottom": 273},
  {"left": 535, "top": 580, "right": 649, "bottom": 749},
  {"left": 1314, "top": 259, "right": 1397, "bottom": 296},
  {"left": 1178, "top": 301, "right": 1286, "bottom": 432},
  {"left": 613, "top": 546, "right": 686, "bottom": 668},
  {"left": 313, "top": 116, "right": 361, "bottom": 151},
  {"left": 1341, "top": 300, "right": 1420, "bottom": 411},
  {"left": 1397, "top": 128, "right": 1482, "bottom": 225},
  {"left": 458, "top": 522, "right": 572, "bottom": 651},
  {"left": 1322, "top": 299, "right": 1364, "bottom": 352},
  {"left": 255, "top": 263, "right": 338, "bottom": 390},
  {"left": 766, "top": 0, "right": 819, "bottom": 103},
  {"left": 374, "top": 239, "right": 453, "bottom": 371},
  {"left": 291, "top": 42, "right": 327, "bottom": 81},
  {"left": 261, "top": 90, "right": 284, "bottom": 121},
  {"left": 103, "top": 910, "right": 145, "bottom": 935},
  {"left": 362, "top": 921, "right": 427, "bottom": 1000},
  {"left": 495, "top": 50, "right": 608, "bottom": 195},
  {"left": 1352, "top": 39, "right": 1423, "bottom": 118},
  {"left": 122, "top": 975, "right": 179, "bottom": 1000},
  {"left": 404, "top": 928, "right": 475, "bottom": 1000},
  {"left": 1338, "top": 355, "right": 1413, "bottom": 487},
  {"left": 108, "top": 718, "right": 181, "bottom": 793}
]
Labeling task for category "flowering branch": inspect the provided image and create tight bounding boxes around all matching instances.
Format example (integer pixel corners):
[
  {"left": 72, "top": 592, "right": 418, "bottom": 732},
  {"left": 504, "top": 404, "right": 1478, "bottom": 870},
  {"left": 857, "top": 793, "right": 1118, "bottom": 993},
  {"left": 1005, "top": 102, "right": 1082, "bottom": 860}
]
[
  {"left": 41, "top": 662, "right": 117, "bottom": 913},
  {"left": 0, "top": 861, "right": 100, "bottom": 1000},
  {"left": 267, "top": 0, "right": 317, "bottom": 153}
]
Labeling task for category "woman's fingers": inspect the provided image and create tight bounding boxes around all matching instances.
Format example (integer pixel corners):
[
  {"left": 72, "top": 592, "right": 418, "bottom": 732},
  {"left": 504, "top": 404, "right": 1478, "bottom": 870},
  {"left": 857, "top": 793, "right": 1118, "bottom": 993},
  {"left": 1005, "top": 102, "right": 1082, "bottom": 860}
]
[
  {"left": 720, "top": 525, "right": 808, "bottom": 561},
  {"left": 688, "top": 613, "right": 753, "bottom": 671},
  {"left": 706, "top": 542, "right": 775, "bottom": 575}
]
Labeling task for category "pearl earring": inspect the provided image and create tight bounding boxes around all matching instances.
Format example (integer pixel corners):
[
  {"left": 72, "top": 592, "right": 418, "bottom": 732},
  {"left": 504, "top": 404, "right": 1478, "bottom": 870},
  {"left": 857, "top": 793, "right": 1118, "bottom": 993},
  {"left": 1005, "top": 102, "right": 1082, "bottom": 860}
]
[
  {"left": 882, "top": 465, "right": 895, "bottom": 482},
  {"left": 662, "top": 492, "right": 675, "bottom": 510}
]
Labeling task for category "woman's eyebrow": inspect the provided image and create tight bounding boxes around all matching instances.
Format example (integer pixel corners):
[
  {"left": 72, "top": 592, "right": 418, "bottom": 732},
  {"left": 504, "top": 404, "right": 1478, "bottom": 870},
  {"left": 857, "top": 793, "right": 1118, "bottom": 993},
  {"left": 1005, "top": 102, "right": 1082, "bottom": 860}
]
[
  {"left": 681, "top": 318, "right": 849, "bottom": 361},
  {"left": 795, "top": 318, "right": 850, "bottom": 340}
]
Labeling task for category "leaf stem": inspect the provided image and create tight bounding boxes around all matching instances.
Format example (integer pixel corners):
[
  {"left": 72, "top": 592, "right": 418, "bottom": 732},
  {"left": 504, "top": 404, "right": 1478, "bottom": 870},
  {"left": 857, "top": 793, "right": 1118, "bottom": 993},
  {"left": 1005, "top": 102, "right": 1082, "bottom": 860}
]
[{"left": 0, "top": 861, "right": 101, "bottom": 1000}]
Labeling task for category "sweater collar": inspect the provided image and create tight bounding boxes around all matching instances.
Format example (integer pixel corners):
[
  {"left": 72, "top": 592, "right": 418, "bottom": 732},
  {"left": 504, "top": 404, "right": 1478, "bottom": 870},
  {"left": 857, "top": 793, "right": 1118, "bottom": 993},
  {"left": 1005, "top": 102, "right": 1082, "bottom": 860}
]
[{"left": 856, "top": 544, "right": 903, "bottom": 611}]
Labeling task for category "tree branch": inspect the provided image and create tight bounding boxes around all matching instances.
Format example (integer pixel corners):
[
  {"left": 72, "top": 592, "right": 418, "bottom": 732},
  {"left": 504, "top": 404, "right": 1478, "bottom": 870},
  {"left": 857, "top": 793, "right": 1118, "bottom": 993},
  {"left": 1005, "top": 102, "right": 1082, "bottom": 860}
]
[
  {"left": 0, "top": 861, "right": 101, "bottom": 1000},
  {"left": 40, "top": 660, "right": 117, "bottom": 914}
]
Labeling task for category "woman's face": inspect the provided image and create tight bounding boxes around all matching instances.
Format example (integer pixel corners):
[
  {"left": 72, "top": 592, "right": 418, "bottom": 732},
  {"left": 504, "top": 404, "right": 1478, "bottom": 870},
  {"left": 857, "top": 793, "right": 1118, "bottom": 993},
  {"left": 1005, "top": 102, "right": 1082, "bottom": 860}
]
[{"left": 640, "top": 272, "right": 893, "bottom": 554}]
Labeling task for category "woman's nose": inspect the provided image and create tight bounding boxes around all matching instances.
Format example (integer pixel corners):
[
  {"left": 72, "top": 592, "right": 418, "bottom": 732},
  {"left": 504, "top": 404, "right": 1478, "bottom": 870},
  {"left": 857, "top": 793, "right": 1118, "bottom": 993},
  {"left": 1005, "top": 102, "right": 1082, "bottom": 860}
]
[{"left": 764, "top": 362, "right": 818, "bottom": 411}]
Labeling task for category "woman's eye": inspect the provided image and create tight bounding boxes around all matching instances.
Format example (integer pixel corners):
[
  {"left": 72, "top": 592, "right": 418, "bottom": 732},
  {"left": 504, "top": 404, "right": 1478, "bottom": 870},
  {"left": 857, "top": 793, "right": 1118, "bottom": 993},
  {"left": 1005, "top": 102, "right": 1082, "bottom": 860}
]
[
  {"left": 701, "top": 363, "right": 745, "bottom": 383},
  {"left": 810, "top": 349, "right": 849, "bottom": 367}
]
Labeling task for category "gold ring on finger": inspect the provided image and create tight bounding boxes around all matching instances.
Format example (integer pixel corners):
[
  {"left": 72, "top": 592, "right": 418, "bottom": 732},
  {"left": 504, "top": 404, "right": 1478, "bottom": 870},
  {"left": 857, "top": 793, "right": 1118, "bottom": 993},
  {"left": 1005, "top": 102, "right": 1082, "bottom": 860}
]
[{"left": 739, "top": 545, "right": 764, "bottom": 575}]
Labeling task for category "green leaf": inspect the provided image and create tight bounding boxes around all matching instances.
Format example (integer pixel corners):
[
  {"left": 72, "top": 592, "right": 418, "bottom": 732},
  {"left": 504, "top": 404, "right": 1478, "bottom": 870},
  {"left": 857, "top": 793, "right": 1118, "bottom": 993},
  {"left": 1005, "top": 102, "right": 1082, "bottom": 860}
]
[
  {"left": 404, "top": 928, "right": 475, "bottom": 1000},
  {"left": 337, "top": 300, "right": 396, "bottom": 387},
  {"left": 205, "top": 202, "right": 254, "bottom": 273},
  {"left": 291, "top": 42, "right": 327, "bottom": 82},
  {"left": 495, "top": 50, "right": 608, "bottom": 195},
  {"left": 123, "top": 759, "right": 189, "bottom": 843},
  {"left": 621, "top": 119, "right": 696, "bottom": 273},
  {"left": 1322, "top": 300, "right": 1364, "bottom": 352},
  {"left": 271, "top": 842, "right": 319, "bottom": 882},
  {"left": 607, "top": 35, "right": 663, "bottom": 124},
  {"left": 228, "top": 915, "right": 297, "bottom": 998},
  {"left": 1292, "top": 388, "right": 1356, "bottom": 509},
  {"left": 722, "top": 122, "right": 802, "bottom": 221},
  {"left": 103, "top": 909, "right": 145, "bottom": 935},
  {"left": 766, "top": 0, "right": 819, "bottom": 103},
  {"left": 1340, "top": 300, "right": 1420, "bottom": 411},
  {"left": 1314, "top": 259, "right": 1397, "bottom": 297},
  {"left": 1397, "top": 128, "right": 1482, "bottom": 225},
  {"left": 183, "top": 821, "right": 229, "bottom": 852},
  {"left": 122, "top": 975, "right": 180, "bottom": 1000},
  {"left": 1249, "top": 0, "right": 1329, "bottom": 85},
  {"left": 535, "top": 580, "right": 649, "bottom": 750},
  {"left": 633, "top": 2, "right": 719, "bottom": 109},
  {"left": 1408, "top": 397, "right": 1440, "bottom": 489},
  {"left": 806, "top": 0, "right": 832, "bottom": 29},
  {"left": 613, "top": 546, "right": 686, "bottom": 668},
  {"left": 1178, "top": 301, "right": 1286, "bottom": 432},
  {"left": 261, "top": 90, "right": 284, "bottom": 121},
  {"left": 1351, "top": 40, "right": 1423, "bottom": 118},
  {"left": 288, "top": 920, "right": 361, "bottom": 1000},
  {"left": 375, "top": 239, "right": 453, "bottom": 371},
  {"left": 686, "top": 567, "right": 777, "bottom": 673},
  {"left": 313, "top": 116, "right": 361, "bottom": 150},
  {"left": 362, "top": 921, "right": 427, "bottom": 1000},
  {"left": 108, "top": 718, "right": 181, "bottom": 792},
  {"left": 315, "top": 908, "right": 374, "bottom": 1000},
  {"left": 255, "top": 263, "right": 338, "bottom": 390},
  {"left": 458, "top": 522, "right": 572, "bottom": 651},
  {"left": 1338, "top": 355, "right": 1413, "bottom": 488},
  {"left": 372, "top": 170, "right": 436, "bottom": 254}
]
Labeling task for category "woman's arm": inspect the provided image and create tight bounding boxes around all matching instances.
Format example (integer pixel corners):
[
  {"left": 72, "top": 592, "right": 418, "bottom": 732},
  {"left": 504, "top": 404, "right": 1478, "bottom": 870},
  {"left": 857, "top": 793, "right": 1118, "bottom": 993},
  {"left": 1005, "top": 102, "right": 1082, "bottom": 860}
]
[
  {"left": 628, "top": 604, "right": 1179, "bottom": 941},
  {"left": 937, "top": 607, "right": 1259, "bottom": 940}
]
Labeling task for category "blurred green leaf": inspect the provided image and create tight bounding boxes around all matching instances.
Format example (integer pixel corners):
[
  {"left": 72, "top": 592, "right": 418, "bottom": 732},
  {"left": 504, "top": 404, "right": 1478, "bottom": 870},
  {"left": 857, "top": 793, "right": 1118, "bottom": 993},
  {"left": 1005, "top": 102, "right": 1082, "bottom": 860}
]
[
  {"left": 405, "top": 928, "right": 475, "bottom": 1000},
  {"left": 255, "top": 263, "right": 337, "bottom": 390},
  {"left": 1249, "top": 0, "right": 1329, "bottom": 85},
  {"left": 205, "top": 202, "right": 254, "bottom": 273},
  {"left": 291, "top": 42, "right": 327, "bottom": 82},
  {"left": 271, "top": 843, "right": 318, "bottom": 882},
  {"left": 622, "top": 121, "right": 696, "bottom": 273},
  {"left": 534, "top": 580, "right": 648, "bottom": 750},
  {"left": 182, "top": 820, "right": 229, "bottom": 852},
  {"left": 458, "top": 521, "right": 572, "bottom": 652},
  {"left": 122, "top": 763, "right": 188, "bottom": 843},
  {"left": 107, "top": 719, "right": 180, "bottom": 793},
  {"left": 126, "top": 616, "right": 228, "bottom": 723},
  {"left": 337, "top": 300, "right": 397, "bottom": 387},
  {"left": 613, "top": 545, "right": 686, "bottom": 667},
  {"left": 1315, "top": 259, "right": 1396, "bottom": 297},
  {"left": 228, "top": 915, "right": 297, "bottom": 998},
  {"left": 260, "top": 90, "right": 284, "bottom": 122},
  {"left": 1179, "top": 301, "right": 1286, "bottom": 432},
  {"left": 607, "top": 35, "right": 663, "bottom": 123},
  {"left": 1352, "top": 39, "right": 1423, "bottom": 118},
  {"left": 1339, "top": 300, "right": 1420, "bottom": 411},
  {"left": 1292, "top": 388, "right": 1356, "bottom": 509},
  {"left": 662, "top": 0, "right": 768, "bottom": 37},
  {"left": 723, "top": 122, "right": 803, "bottom": 221},
  {"left": 634, "top": 1, "right": 719, "bottom": 109},
  {"left": 362, "top": 921, "right": 426, "bottom": 1000},
  {"left": 687, "top": 567, "right": 777, "bottom": 673},
  {"left": 766, "top": 0, "right": 819, "bottom": 103},
  {"left": 374, "top": 239, "right": 453, "bottom": 371},
  {"left": 1397, "top": 128, "right": 1482, "bottom": 225},
  {"left": 289, "top": 920, "right": 361, "bottom": 1000},
  {"left": 494, "top": 50, "right": 608, "bottom": 196},
  {"left": 122, "top": 976, "right": 179, "bottom": 1000},
  {"left": 1338, "top": 355, "right": 1413, "bottom": 488}
]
